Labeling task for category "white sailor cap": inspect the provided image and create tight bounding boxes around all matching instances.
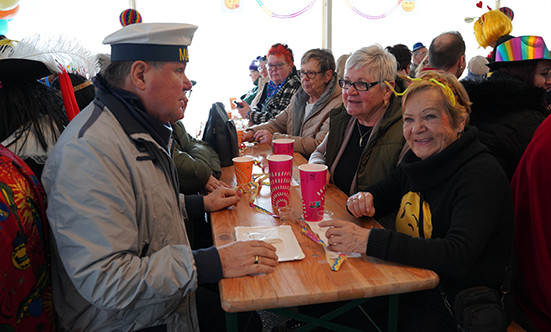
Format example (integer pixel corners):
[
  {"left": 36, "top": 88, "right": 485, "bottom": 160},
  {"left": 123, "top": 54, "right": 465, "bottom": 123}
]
[{"left": 103, "top": 23, "right": 198, "bottom": 62}]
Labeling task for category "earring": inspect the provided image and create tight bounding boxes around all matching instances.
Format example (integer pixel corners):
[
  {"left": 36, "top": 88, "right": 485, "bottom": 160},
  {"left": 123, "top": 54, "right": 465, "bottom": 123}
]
[{"left": 382, "top": 99, "right": 389, "bottom": 108}]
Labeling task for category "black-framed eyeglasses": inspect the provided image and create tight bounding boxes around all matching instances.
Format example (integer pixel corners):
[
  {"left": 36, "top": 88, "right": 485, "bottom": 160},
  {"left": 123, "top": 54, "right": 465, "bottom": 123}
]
[
  {"left": 267, "top": 62, "right": 287, "bottom": 70},
  {"left": 184, "top": 89, "right": 192, "bottom": 98},
  {"left": 338, "top": 79, "right": 380, "bottom": 91},
  {"left": 299, "top": 70, "right": 325, "bottom": 79}
]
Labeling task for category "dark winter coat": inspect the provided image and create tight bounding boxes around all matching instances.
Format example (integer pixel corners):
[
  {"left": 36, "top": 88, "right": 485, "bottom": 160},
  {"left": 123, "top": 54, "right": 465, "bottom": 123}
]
[{"left": 462, "top": 71, "right": 549, "bottom": 180}]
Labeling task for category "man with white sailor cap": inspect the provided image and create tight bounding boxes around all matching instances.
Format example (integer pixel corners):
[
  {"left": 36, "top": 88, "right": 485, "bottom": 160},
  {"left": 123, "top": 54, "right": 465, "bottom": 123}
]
[{"left": 42, "top": 22, "right": 278, "bottom": 332}]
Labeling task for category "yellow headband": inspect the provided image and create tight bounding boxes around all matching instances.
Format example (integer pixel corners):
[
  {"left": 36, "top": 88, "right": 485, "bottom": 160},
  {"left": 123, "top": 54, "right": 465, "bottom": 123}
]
[{"left": 384, "top": 75, "right": 457, "bottom": 107}]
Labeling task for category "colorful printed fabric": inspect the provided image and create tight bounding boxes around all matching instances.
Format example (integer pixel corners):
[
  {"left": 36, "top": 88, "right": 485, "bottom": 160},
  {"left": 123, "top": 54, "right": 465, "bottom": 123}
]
[
  {"left": 250, "top": 70, "right": 301, "bottom": 124},
  {"left": 0, "top": 144, "right": 54, "bottom": 331}
]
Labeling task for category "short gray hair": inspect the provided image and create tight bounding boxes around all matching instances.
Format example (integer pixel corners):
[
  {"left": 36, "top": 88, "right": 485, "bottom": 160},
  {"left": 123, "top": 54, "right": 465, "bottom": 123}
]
[
  {"left": 301, "top": 48, "right": 336, "bottom": 74},
  {"left": 345, "top": 45, "right": 397, "bottom": 84},
  {"left": 103, "top": 61, "right": 164, "bottom": 88}
]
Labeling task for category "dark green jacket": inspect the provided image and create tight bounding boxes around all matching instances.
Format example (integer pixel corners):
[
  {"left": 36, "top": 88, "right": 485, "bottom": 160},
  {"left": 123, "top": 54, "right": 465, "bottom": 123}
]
[
  {"left": 172, "top": 121, "right": 222, "bottom": 194},
  {"left": 325, "top": 76, "right": 407, "bottom": 195}
]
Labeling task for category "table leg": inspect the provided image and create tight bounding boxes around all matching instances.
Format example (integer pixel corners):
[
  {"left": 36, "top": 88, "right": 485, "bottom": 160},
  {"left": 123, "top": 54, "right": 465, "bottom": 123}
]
[
  {"left": 388, "top": 294, "right": 399, "bottom": 332},
  {"left": 225, "top": 312, "right": 238, "bottom": 332}
]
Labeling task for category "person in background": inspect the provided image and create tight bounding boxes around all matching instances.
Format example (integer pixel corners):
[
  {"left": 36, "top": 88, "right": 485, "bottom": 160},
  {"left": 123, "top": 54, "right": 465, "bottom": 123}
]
[
  {"left": 473, "top": 8, "right": 514, "bottom": 62},
  {"left": 0, "top": 144, "right": 55, "bottom": 332},
  {"left": 0, "top": 36, "right": 95, "bottom": 179},
  {"left": 335, "top": 53, "right": 351, "bottom": 80},
  {"left": 309, "top": 45, "right": 407, "bottom": 196},
  {"left": 240, "top": 55, "right": 268, "bottom": 105},
  {"left": 410, "top": 42, "right": 427, "bottom": 78},
  {"left": 511, "top": 113, "right": 551, "bottom": 332},
  {"left": 51, "top": 72, "right": 96, "bottom": 111},
  {"left": 42, "top": 22, "right": 277, "bottom": 332},
  {"left": 426, "top": 31, "right": 466, "bottom": 78},
  {"left": 462, "top": 36, "right": 551, "bottom": 180},
  {"left": 95, "top": 52, "right": 112, "bottom": 74},
  {"left": 238, "top": 43, "right": 301, "bottom": 125},
  {"left": 242, "top": 48, "right": 342, "bottom": 158},
  {"left": 321, "top": 71, "right": 514, "bottom": 331},
  {"left": 461, "top": 55, "right": 489, "bottom": 82},
  {"left": 173, "top": 120, "right": 225, "bottom": 195},
  {"left": 386, "top": 44, "right": 412, "bottom": 77}
]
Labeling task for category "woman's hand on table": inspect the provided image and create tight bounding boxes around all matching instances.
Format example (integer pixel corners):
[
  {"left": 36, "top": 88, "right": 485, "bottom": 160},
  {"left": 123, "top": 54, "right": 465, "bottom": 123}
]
[
  {"left": 253, "top": 130, "right": 273, "bottom": 145},
  {"left": 242, "top": 130, "right": 254, "bottom": 142},
  {"left": 205, "top": 175, "right": 230, "bottom": 192},
  {"left": 218, "top": 240, "right": 279, "bottom": 277},
  {"left": 319, "top": 219, "right": 370, "bottom": 254},
  {"left": 203, "top": 187, "right": 240, "bottom": 211},
  {"left": 347, "top": 192, "right": 376, "bottom": 218}
]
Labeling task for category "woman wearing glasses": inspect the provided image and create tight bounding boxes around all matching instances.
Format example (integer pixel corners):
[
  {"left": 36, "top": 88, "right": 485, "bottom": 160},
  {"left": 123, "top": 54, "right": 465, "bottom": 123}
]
[
  {"left": 462, "top": 36, "right": 551, "bottom": 180},
  {"left": 320, "top": 71, "right": 514, "bottom": 331},
  {"left": 242, "top": 48, "right": 342, "bottom": 158},
  {"left": 238, "top": 43, "right": 301, "bottom": 125},
  {"left": 309, "top": 45, "right": 408, "bottom": 195}
]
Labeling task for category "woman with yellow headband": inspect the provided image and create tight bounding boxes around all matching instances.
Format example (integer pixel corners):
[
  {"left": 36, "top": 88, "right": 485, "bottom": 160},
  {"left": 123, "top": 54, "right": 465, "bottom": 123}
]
[{"left": 316, "top": 71, "right": 515, "bottom": 330}]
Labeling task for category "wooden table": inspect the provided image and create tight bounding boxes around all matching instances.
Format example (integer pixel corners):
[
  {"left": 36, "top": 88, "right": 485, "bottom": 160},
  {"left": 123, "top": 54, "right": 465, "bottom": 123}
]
[{"left": 211, "top": 144, "right": 439, "bottom": 331}]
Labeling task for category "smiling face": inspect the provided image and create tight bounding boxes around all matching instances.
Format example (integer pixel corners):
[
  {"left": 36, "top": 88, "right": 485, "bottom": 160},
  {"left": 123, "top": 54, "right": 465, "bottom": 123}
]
[
  {"left": 141, "top": 62, "right": 193, "bottom": 124},
  {"left": 267, "top": 54, "right": 293, "bottom": 86},
  {"left": 403, "top": 88, "right": 463, "bottom": 160},
  {"left": 534, "top": 60, "right": 551, "bottom": 91},
  {"left": 402, "top": 0, "right": 415, "bottom": 12},
  {"left": 300, "top": 58, "right": 331, "bottom": 100},
  {"left": 342, "top": 65, "right": 390, "bottom": 125}
]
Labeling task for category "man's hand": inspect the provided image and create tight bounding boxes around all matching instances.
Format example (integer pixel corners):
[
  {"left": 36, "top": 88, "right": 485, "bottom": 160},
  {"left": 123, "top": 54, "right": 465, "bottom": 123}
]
[
  {"left": 205, "top": 175, "right": 229, "bottom": 192},
  {"left": 346, "top": 192, "right": 376, "bottom": 218},
  {"left": 253, "top": 130, "right": 273, "bottom": 145},
  {"left": 218, "top": 240, "right": 278, "bottom": 277},
  {"left": 203, "top": 187, "right": 240, "bottom": 212}
]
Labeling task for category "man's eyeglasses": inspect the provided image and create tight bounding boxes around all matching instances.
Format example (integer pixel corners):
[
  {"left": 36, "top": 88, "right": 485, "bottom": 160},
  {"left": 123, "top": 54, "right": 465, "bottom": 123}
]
[
  {"left": 338, "top": 79, "right": 380, "bottom": 91},
  {"left": 184, "top": 90, "right": 192, "bottom": 98},
  {"left": 299, "top": 70, "right": 325, "bottom": 79},
  {"left": 267, "top": 62, "right": 287, "bottom": 70}
]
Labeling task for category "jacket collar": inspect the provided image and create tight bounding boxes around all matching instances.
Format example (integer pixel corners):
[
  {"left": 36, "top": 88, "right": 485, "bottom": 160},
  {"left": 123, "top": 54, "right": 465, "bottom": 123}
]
[
  {"left": 93, "top": 75, "right": 172, "bottom": 151},
  {"left": 292, "top": 75, "right": 339, "bottom": 136}
]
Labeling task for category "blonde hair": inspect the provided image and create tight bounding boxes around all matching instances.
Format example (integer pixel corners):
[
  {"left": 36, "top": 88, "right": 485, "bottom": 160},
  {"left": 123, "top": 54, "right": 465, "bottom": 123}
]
[
  {"left": 402, "top": 71, "right": 471, "bottom": 129},
  {"left": 474, "top": 10, "right": 513, "bottom": 49},
  {"left": 336, "top": 53, "right": 351, "bottom": 80}
]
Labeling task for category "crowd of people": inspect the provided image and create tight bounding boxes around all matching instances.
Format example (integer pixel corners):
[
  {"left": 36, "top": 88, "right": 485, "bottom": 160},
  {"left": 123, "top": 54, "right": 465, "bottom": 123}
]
[{"left": 0, "top": 5, "right": 549, "bottom": 332}]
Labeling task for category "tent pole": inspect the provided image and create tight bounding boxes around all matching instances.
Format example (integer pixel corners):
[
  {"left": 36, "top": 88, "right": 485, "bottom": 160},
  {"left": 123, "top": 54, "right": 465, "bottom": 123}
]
[{"left": 323, "top": 0, "right": 332, "bottom": 50}]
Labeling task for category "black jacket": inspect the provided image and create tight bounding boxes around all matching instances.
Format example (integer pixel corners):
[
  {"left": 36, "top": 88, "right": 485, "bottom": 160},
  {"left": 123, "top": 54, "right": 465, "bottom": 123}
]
[{"left": 462, "top": 72, "right": 549, "bottom": 180}]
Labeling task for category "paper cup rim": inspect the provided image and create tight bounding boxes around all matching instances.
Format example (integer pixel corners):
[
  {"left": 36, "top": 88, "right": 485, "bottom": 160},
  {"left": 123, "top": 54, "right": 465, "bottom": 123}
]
[
  {"left": 267, "top": 154, "right": 293, "bottom": 162},
  {"left": 232, "top": 156, "right": 254, "bottom": 162},
  {"left": 273, "top": 138, "right": 295, "bottom": 144},
  {"left": 298, "top": 163, "right": 328, "bottom": 172}
]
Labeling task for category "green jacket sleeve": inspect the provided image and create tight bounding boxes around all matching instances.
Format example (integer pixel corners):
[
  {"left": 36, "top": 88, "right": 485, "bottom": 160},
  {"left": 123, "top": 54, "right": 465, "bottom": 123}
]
[{"left": 172, "top": 121, "right": 222, "bottom": 194}]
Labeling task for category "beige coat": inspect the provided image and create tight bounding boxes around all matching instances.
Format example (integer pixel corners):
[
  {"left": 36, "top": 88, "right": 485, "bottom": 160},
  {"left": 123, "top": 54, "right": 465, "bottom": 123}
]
[{"left": 247, "top": 75, "right": 342, "bottom": 158}]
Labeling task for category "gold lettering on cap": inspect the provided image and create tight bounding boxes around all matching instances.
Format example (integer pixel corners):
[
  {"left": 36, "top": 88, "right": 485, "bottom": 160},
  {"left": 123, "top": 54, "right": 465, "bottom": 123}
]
[{"left": 179, "top": 48, "right": 189, "bottom": 62}]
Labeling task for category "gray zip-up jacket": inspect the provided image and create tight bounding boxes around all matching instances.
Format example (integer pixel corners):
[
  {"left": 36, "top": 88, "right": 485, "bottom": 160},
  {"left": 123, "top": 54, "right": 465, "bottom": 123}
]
[{"left": 42, "top": 77, "right": 220, "bottom": 332}]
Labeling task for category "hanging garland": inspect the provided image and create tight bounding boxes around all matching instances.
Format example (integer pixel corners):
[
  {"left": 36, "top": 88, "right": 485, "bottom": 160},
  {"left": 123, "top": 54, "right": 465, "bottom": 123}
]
[
  {"left": 256, "top": 0, "right": 317, "bottom": 19},
  {"left": 344, "top": 0, "right": 403, "bottom": 20}
]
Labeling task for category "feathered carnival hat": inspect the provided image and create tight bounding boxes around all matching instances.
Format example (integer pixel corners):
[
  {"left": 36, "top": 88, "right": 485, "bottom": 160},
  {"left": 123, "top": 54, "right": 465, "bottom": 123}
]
[{"left": 0, "top": 35, "right": 97, "bottom": 120}]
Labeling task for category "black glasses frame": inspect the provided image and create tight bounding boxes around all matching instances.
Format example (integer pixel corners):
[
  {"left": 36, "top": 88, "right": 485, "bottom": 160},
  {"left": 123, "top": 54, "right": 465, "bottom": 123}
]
[{"left": 338, "top": 79, "right": 380, "bottom": 91}]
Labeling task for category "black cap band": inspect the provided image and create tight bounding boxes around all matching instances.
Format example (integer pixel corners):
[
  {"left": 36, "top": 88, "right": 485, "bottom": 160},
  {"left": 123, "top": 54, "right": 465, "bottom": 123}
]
[{"left": 110, "top": 43, "right": 189, "bottom": 62}]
